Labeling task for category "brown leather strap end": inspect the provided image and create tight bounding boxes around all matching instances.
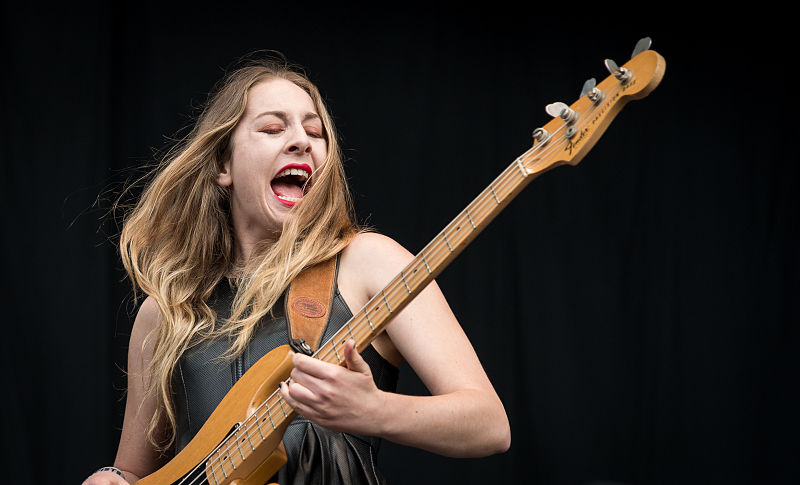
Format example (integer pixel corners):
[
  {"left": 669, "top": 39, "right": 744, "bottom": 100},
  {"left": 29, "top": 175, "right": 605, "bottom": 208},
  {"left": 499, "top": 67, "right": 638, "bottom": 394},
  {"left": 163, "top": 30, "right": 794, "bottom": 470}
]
[{"left": 285, "top": 256, "right": 338, "bottom": 354}]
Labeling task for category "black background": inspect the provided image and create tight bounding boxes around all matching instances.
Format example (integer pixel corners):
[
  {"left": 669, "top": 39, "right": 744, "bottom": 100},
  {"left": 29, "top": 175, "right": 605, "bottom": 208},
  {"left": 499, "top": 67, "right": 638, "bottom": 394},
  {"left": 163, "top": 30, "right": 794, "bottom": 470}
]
[{"left": 2, "top": 3, "right": 797, "bottom": 484}]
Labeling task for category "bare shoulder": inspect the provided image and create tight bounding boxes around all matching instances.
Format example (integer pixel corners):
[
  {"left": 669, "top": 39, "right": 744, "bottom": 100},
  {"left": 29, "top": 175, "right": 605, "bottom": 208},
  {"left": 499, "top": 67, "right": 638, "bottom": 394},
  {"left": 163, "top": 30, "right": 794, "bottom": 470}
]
[
  {"left": 136, "top": 296, "right": 160, "bottom": 324},
  {"left": 129, "top": 296, "right": 161, "bottom": 360},
  {"left": 341, "top": 232, "right": 414, "bottom": 281},
  {"left": 338, "top": 232, "right": 415, "bottom": 322},
  {"left": 344, "top": 231, "right": 412, "bottom": 258}
]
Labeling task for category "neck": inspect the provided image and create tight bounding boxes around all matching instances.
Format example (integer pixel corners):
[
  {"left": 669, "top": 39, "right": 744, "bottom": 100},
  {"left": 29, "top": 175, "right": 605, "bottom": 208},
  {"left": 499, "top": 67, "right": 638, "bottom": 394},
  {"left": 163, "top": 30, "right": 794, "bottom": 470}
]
[{"left": 231, "top": 226, "right": 282, "bottom": 268}]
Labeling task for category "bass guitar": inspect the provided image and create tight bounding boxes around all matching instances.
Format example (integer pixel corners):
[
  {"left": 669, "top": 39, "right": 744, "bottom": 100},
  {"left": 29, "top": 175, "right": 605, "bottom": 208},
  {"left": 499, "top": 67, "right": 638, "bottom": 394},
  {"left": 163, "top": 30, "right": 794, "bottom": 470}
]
[{"left": 138, "top": 37, "right": 666, "bottom": 485}]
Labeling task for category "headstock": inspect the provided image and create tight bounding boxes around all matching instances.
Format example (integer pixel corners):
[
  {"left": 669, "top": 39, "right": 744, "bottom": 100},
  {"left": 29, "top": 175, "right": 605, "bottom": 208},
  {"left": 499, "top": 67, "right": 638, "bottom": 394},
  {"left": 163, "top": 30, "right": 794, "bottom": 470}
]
[{"left": 523, "top": 37, "right": 666, "bottom": 175}]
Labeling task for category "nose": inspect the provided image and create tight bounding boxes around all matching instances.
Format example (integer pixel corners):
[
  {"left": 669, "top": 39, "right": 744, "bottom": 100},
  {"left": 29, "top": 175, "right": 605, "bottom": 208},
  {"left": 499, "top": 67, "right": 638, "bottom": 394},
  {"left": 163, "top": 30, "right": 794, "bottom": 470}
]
[{"left": 286, "top": 126, "right": 312, "bottom": 155}]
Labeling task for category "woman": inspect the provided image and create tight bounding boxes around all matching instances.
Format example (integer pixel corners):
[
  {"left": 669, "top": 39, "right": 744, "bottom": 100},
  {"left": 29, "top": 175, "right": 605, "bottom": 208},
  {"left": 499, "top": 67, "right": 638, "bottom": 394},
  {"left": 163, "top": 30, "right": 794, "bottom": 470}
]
[{"left": 84, "top": 55, "right": 510, "bottom": 484}]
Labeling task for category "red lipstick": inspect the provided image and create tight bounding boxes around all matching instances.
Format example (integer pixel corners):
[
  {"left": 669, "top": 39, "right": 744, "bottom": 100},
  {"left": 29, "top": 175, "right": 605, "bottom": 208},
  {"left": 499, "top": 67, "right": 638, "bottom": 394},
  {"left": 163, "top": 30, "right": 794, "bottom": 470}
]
[{"left": 271, "top": 163, "right": 313, "bottom": 207}]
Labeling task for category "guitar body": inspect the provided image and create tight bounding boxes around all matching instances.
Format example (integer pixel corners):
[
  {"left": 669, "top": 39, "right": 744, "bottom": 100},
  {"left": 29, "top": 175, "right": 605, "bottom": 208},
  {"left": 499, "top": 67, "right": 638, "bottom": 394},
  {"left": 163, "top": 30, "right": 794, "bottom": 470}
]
[{"left": 138, "top": 345, "right": 297, "bottom": 485}]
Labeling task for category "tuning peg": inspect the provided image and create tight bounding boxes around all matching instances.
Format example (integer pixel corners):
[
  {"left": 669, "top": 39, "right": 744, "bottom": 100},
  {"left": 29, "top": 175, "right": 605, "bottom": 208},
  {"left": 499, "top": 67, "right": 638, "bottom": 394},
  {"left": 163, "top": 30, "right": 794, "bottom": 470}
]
[
  {"left": 532, "top": 127, "right": 552, "bottom": 145},
  {"left": 545, "top": 102, "right": 578, "bottom": 124},
  {"left": 631, "top": 37, "right": 652, "bottom": 58},
  {"left": 580, "top": 78, "right": 596, "bottom": 97},
  {"left": 604, "top": 58, "right": 632, "bottom": 83},
  {"left": 580, "top": 78, "right": 605, "bottom": 104}
]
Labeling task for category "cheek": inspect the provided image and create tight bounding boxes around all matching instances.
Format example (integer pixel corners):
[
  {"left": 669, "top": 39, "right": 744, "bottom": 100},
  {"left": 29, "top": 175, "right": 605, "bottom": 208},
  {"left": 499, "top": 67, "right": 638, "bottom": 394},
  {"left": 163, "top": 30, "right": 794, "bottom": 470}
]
[
  {"left": 228, "top": 130, "right": 268, "bottom": 170},
  {"left": 314, "top": 141, "right": 328, "bottom": 166},
  {"left": 230, "top": 146, "right": 262, "bottom": 179}
]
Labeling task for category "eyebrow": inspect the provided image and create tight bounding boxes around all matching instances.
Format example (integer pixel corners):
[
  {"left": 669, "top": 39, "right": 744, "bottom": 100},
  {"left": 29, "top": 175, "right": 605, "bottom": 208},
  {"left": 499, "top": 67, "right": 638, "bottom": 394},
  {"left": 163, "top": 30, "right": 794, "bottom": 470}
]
[{"left": 254, "top": 110, "right": 321, "bottom": 122}]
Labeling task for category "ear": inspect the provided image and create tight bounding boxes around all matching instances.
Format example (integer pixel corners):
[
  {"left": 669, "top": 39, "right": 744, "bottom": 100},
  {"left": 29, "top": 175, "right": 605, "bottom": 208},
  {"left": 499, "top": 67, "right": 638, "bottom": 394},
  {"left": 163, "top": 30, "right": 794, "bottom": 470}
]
[{"left": 216, "top": 159, "right": 232, "bottom": 187}]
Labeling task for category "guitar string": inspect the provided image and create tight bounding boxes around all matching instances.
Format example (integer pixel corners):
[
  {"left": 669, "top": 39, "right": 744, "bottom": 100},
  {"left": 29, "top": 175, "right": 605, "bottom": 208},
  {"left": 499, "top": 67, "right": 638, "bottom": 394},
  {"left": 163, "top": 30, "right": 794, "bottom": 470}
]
[
  {"left": 192, "top": 81, "right": 623, "bottom": 483},
  {"left": 308, "top": 80, "right": 625, "bottom": 367},
  {"left": 278, "top": 78, "right": 624, "bottom": 399}
]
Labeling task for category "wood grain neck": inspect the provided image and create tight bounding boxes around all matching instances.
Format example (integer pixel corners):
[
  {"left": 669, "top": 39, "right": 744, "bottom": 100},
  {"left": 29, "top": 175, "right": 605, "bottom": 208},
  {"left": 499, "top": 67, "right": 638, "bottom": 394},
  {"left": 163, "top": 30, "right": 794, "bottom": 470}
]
[{"left": 313, "top": 155, "right": 544, "bottom": 365}]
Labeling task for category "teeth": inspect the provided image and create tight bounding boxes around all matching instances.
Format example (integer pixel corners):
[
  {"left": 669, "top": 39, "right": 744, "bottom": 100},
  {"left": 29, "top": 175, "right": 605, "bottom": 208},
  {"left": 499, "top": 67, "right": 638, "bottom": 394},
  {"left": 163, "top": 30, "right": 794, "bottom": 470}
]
[
  {"left": 276, "top": 168, "right": 309, "bottom": 179},
  {"left": 276, "top": 194, "right": 302, "bottom": 202}
]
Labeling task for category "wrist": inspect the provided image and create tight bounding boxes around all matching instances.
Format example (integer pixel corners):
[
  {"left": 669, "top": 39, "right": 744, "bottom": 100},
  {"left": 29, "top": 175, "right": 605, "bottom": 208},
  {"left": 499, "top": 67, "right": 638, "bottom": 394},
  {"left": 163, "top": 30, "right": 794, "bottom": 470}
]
[
  {"left": 90, "top": 466, "right": 126, "bottom": 480},
  {"left": 371, "top": 389, "right": 402, "bottom": 439}
]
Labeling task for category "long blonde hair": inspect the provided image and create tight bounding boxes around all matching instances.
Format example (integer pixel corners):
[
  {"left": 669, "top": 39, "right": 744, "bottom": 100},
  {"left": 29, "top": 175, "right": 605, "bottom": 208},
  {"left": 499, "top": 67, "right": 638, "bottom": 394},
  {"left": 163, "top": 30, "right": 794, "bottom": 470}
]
[{"left": 119, "top": 54, "right": 359, "bottom": 450}]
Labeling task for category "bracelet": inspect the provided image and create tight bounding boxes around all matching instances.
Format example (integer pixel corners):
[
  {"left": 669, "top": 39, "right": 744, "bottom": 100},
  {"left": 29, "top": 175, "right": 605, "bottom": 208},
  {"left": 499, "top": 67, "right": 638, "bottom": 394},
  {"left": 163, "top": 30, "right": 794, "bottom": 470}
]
[{"left": 92, "top": 466, "right": 126, "bottom": 479}]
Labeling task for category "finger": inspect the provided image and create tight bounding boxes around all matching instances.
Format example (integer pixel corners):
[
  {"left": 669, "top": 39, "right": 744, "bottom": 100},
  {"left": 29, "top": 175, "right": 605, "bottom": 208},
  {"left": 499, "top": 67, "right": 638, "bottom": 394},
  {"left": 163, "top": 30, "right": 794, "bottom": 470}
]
[
  {"left": 281, "top": 379, "right": 319, "bottom": 406},
  {"left": 279, "top": 381, "right": 298, "bottom": 408},
  {"left": 289, "top": 366, "right": 330, "bottom": 396},
  {"left": 280, "top": 381, "right": 305, "bottom": 415},
  {"left": 344, "top": 339, "right": 370, "bottom": 374},
  {"left": 292, "top": 352, "right": 338, "bottom": 379},
  {"left": 281, "top": 380, "right": 323, "bottom": 420}
]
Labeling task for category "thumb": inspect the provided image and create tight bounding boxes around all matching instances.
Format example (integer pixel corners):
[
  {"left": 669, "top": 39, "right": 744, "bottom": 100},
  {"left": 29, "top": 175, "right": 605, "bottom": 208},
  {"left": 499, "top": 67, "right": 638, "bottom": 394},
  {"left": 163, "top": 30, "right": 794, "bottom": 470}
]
[{"left": 344, "top": 339, "right": 370, "bottom": 374}]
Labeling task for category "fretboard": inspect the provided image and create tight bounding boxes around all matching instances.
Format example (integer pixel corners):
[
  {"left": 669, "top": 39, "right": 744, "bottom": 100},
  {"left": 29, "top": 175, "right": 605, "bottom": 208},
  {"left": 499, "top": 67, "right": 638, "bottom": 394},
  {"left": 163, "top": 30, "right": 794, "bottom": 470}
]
[{"left": 313, "top": 152, "right": 551, "bottom": 365}]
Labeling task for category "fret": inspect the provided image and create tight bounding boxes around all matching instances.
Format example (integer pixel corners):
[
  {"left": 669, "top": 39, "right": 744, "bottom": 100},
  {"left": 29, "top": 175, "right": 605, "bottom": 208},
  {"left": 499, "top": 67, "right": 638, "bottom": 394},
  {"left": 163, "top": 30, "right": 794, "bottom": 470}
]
[
  {"left": 256, "top": 418, "right": 265, "bottom": 440},
  {"left": 228, "top": 450, "right": 237, "bottom": 470},
  {"left": 208, "top": 462, "right": 221, "bottom": 485},
  {"left": 421, "top": 254, "right": 432, "bottom": 274},
  {"left": 364, "top": 310, "right": 375, "bottom": 330},
  {"left": 465, "top": 208, "right": 477, "bottom": 229},
  {"left": 278, "top": 398, "right": 288, "bottom": 417},
  {"left": 464, "top": 207, "right": 478, "bottom": 229},
  {"left": 443, "top": 232, "right": 453, "bottom": 252},
  {"left": 245, "top": 427, "right": 255, "bottom": 450},
  {"left": 266, "top": 408, "right": 277, "bottom": 430},
  {"left": 235, "top": 432, "right": 246, "bottom": 460},
  {"left": 331, "top": 340, "right": 342, "bottom": 363},
  {"left": 400, "top": 271, "right": 412, "bottom": 294},
  {"left": 381, "top": 290, "right": 393, "bottom": 313},
  {"left": 489, "top": 185, "right": 500, "bottom": 204},
  {"left": 406, "top": 262, "right": 422, "bottom": 285},
  {"left": 346, "top": 321, "right": 357, "bottom": 341},
  {"left": 219, "top": 458, "right": 229, "bottom": 478}
]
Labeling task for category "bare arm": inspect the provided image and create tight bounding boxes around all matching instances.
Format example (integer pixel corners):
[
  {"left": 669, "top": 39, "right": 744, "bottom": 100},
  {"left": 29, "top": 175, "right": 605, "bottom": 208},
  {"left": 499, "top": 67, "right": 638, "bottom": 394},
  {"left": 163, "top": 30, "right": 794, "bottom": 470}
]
[
  {"left": 83, "top": 297, "right": 165, "bottom": 484},
  {"left": 281, "top": 232, "right": 511, "bottom": 457}
]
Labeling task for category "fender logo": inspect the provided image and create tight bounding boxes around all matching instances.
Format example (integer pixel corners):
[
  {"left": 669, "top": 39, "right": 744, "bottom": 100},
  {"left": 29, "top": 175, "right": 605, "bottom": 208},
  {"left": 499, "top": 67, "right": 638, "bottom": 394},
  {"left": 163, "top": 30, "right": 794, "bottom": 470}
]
[
  {"left": 292, "top": 297, "right": 327, "bottom": 318},
  {"left": 564, "top": 127, "right": 589, "bottom": 156}
]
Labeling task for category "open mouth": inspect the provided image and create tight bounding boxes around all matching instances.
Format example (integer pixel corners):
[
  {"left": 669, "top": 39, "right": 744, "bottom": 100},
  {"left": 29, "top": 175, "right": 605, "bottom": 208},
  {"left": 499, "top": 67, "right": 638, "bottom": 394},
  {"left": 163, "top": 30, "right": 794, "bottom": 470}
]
[{"left": 271, "top": 163, "right": 312, "bottom": 207}]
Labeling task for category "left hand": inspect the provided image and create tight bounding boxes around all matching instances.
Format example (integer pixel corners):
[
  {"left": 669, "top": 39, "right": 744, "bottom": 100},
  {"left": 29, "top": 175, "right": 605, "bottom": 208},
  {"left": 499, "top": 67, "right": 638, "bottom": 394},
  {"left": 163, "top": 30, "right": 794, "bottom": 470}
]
[{"left": 279, "top": 339, "right": 387, "bottom": 435}]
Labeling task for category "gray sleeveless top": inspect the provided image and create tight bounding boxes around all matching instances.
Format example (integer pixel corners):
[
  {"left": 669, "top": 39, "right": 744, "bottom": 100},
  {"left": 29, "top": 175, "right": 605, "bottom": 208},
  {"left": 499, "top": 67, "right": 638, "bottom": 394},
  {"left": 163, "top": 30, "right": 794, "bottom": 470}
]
[{"left": 173, "top": 267, "right": 399, "bottom": 484}]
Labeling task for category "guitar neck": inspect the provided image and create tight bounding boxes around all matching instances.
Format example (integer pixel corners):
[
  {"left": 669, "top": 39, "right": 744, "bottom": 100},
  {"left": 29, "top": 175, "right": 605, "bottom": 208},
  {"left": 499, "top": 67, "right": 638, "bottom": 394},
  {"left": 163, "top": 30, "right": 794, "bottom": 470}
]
[
  {"left": 313, "top": 47, "right": 667, "bottom": 364},
  {"left": 313, "top": 154, "right": 546, "bottom": 365}
]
